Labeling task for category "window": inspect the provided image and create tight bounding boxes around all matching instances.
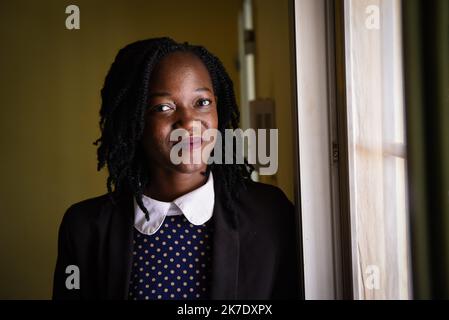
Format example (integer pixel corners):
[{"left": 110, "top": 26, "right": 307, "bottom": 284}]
[{"left": 293, "top": 0, "right": 411, "bottom": 299}]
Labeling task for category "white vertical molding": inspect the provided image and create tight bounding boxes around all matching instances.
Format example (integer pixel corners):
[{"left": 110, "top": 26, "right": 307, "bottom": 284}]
[
  {"left": 243, "top": 0, "right": 256, "bottom": 103},
  {"left": 294, "top": 0, "right": 336, "bottom": 299},
  {"left": 239, "top": 0, "right": 258, "bottom": 181},
  {"left": 239, "top": 0, "right": 256, "bottom": 132}
]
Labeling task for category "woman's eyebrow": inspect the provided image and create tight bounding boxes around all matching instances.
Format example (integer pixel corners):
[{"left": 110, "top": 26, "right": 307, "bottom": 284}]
[
  {"left": 148, "top": 88, "right": 211, "bottom": 98},
  {"left": 195, "top": 87, "right": 212, "bottom": 93},
  {"left": 148, "top": 92, "right": 171, "bottom": 98}
]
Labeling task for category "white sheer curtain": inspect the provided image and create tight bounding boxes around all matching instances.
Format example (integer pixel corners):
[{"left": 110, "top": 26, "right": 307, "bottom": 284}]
[{"left": 344, "top": 0, "right": 411, "bottom": 299}]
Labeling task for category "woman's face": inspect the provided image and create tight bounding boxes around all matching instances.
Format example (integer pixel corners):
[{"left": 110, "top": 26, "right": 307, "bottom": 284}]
[{"left": 142, "top": 51, "right": 218, "bottom": 175}]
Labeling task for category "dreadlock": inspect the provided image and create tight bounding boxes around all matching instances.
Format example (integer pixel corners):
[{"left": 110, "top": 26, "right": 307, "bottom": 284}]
[{"left": 94, "top": 37, "right": 254, "bottom": 226}]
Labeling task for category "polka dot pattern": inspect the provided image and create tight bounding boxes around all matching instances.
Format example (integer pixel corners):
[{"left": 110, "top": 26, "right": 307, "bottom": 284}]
[{"left": 128, "top": 215, "right": 213, "bottom": 300}]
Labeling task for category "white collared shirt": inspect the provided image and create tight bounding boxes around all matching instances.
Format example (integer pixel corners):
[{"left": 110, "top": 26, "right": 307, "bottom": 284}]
[{"left": 134, "top": 172, "right": 215, "bottom": 235}]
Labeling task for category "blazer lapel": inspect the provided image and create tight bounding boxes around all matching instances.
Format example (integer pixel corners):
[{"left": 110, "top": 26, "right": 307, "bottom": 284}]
[
  {"left": 210, "top": 182, "right": 240, "bottom": 299},
  {"left": 104, "top": 192, "right": 135, "bottom": 299}
]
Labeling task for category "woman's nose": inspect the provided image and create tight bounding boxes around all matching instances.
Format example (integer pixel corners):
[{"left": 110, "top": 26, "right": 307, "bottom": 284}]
[{"left": 173, "top": 106, "right": 200, "bottom": 132}]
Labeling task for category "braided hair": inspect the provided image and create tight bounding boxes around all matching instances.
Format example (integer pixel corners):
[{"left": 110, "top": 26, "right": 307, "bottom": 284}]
[{"left": 94, "top": 37, "right": 253, "bottom": 225}]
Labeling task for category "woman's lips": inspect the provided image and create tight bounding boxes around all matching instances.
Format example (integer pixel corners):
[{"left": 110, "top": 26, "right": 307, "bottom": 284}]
[{"left": 175, "top": 136, "right": 203, "bottom": 150}]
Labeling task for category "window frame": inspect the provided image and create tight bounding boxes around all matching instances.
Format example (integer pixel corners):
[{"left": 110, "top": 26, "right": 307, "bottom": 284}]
[{"left": 291, "top": 0, "right": 412, "bottom": 299}]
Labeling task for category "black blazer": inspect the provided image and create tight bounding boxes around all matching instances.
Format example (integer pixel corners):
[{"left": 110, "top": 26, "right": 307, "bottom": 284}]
[{"left": 53, "top": 179, "right": 302, "bottom": 300}]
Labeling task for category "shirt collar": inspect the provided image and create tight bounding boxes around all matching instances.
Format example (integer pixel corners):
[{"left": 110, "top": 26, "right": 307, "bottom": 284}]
[{"left": 134, "top": 172, "right": 215, "bottom": 235}]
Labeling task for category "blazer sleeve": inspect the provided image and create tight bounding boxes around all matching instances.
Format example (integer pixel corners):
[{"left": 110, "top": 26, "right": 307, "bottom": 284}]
[
  {"left": 52, "top": 206, "right": 81, "bottom": 300},
  {"left": 271, "top": 189, "right": 303, "bottom": 300}
]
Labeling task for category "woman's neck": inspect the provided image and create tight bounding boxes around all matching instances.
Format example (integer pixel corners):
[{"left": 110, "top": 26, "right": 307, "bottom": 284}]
[{"left": 144, "top": 169, "right": 208, "bottom": 202}]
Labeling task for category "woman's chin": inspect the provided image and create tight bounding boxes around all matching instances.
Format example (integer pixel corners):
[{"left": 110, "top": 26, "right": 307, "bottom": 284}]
[{"left": 173, "top": 163, "right": 208, "bottom": 174}]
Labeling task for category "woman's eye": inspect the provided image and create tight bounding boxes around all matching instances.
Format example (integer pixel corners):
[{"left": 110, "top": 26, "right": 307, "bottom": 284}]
[
  {"left": 153, "top": 104, "right": 173, "bottom": 112},
  {"left": 197, "top": 99, "right": 212, "bottom": 107}
]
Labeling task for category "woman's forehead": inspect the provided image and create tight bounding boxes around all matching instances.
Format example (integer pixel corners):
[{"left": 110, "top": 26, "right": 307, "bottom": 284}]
[
  {"left": 155, "top": 51, "right": 208, "bottom": 73},
  {"left": 149, "top": 51, "right": 213, "bottom": 90}
]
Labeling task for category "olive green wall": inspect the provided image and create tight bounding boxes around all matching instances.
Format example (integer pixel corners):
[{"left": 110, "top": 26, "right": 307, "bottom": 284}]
[
  {"left": 253, "top": 0, "right": 294, "bottom": 200},
  {"left": 0, "top": 0, "right": 242, "bottom": 299}
]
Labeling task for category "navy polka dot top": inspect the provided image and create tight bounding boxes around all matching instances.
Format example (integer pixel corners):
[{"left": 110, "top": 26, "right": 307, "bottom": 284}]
[{"left": 128, "top": 215, "right": 214, "bottom": 300}]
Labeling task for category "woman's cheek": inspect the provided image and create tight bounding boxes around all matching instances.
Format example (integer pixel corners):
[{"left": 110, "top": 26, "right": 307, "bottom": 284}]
[{"left": 206, "top": 107, "right": 219, "bottom": 130}]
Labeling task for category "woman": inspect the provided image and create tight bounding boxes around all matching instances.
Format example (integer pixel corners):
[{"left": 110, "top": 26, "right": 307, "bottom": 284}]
[{"left": 53, "top": 37, "right": 301, "bottom": 300}]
